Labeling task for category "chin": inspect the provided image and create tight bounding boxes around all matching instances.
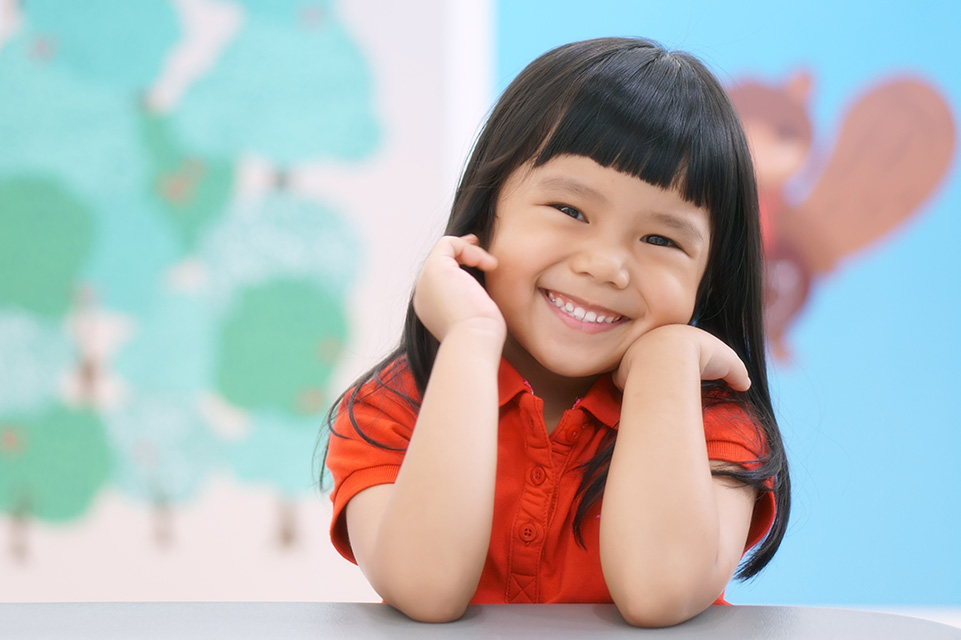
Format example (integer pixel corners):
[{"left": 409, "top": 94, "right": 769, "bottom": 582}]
[{"left": 536, "top": 355, "right": 614, "bottom": 381}]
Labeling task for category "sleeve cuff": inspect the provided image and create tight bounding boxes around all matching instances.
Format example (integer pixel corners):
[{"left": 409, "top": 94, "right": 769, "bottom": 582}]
[{"left": 329, "top": 464, "right": 402, "bottom": 564}]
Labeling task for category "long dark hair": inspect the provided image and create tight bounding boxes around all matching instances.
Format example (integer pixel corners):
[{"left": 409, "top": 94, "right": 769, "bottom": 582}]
[{"left": 323, "top": 37, "right": 789, "bottom": 581}]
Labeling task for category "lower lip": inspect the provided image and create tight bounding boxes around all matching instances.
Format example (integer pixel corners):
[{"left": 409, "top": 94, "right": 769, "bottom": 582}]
[{"left": 541, "top": 290, "right": 624, "bottom": 335}]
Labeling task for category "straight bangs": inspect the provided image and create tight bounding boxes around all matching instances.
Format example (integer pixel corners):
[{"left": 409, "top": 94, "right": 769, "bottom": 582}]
[{"left": 533, "top": 47, "right": 743, "bottom": 221}]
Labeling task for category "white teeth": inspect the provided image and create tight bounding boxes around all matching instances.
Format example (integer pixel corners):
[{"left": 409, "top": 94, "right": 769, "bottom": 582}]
[{"left": 547, "top": 291, "right": 620, "bottom": 324}]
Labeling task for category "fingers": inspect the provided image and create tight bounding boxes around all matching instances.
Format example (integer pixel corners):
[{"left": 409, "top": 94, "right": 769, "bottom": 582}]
[
  {"left": 724, "top": 366, "right": 752, "bottom": 393},
  {"left": 443, "top": 234, "right": 498, "bottom": 272},
  {"left": 704, "top": 339, "right": 751, "bottom": 392}
]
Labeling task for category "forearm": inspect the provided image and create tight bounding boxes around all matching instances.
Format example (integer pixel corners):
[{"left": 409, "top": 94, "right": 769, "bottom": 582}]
[
  {"left": 600, "top": 340, "right": 733, "bottom": 626},
  {"left": 363, "top": 323, "right": 502, "bottom": 619}
]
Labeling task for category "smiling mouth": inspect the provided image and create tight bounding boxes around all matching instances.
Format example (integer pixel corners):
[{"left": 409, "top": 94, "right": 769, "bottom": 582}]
[{"left": 545, "top": 290, "right": 625, "bottom": 324}]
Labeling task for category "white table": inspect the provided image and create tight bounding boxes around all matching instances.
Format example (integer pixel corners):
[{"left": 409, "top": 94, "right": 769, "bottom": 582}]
[{"left": 4, "top": 602, "right": 960, "bottom": 639}]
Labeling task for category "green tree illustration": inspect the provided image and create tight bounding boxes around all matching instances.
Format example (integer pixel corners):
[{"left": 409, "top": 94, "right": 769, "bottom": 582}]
[
  {"left": 139, "top": 109, "right": 234, "bottom": 256},
  {"left": 0, "top": 405, "right": 114, "bottom": 560},
  {"left": 216, "top": 278, "right": 347, "bottom": 416},
  {"left": 0, "top": 177, "right": 96, "bottom": 317}
]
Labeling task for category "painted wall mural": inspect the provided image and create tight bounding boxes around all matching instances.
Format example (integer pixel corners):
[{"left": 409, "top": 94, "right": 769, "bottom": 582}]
[
  {"left": 729, "top": 73, "right": 955, "bottom": 359},
  {"left": 0, "top": 0, "right": 374, "bottom": 561}
]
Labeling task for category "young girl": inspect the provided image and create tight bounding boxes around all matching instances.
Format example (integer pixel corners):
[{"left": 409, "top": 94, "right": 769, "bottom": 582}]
[{"left": 323, "top": 37, "right": 790, "bottom": 628}]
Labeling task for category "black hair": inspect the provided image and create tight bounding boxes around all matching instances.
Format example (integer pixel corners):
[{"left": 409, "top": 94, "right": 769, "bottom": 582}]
[{"left": 322, "top": 37, "right": 789, "bottom": 581}]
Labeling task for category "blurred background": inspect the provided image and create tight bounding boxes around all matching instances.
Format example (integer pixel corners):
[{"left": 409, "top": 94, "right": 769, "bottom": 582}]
[{"left": 1, "top": 0, "right": 958, "bottom": 625}]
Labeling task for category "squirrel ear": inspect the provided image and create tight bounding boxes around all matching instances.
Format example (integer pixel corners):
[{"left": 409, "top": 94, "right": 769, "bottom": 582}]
[{"left": 785, "top": 70, "right": 813, "bottom": 103}]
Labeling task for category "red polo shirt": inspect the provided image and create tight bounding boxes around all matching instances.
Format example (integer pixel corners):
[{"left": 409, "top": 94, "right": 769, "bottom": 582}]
[{"left": 327, "top": 357, "right": 775, "bottom": 604}]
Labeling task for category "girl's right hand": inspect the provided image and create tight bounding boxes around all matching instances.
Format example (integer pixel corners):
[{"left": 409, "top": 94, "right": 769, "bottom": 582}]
[{"left": 413, "top": 234, "right": 506, "bottom": 343}]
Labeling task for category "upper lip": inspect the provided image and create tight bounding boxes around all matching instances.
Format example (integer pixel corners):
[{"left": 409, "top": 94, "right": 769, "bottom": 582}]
[{"left": 544, "top": 289, "right": 627, "bottom": 320}]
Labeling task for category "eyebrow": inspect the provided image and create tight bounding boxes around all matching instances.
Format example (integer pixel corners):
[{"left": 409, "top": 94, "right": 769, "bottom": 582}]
[
  {"left": 536, "top": 175, "right": 707, "bottom": 245},
  {"left": 536, "top": 175, "right": 610, "bottom": 204}
]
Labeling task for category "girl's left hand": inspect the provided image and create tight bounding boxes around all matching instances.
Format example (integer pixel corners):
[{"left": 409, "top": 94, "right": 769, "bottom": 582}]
[{"left": 613, "top": 324, "right": 751, "bottom": 392}]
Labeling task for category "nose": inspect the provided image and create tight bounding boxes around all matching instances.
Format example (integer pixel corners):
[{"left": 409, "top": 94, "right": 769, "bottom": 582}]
[{"left": 570, "top": 240, "right": 630, "bottom": 289}]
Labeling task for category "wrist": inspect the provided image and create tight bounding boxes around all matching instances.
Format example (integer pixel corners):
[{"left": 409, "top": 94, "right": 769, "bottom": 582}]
[
  {"left": 647, "top": 330, "right": 701, "bottom": 369},
  {"left": 441, "top": 317, "right": 507, "bottom": 351}
]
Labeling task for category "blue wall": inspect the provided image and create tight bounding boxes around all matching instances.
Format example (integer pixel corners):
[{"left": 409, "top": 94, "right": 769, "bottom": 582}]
[{"left": 497, "top": 0, "right": 961, "bottom": 606}]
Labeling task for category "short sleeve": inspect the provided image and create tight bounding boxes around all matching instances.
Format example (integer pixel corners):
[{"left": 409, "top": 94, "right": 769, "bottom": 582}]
[
  {"left": 325, "top": 364, "right": 420, "bottom": 563},
  {"left": 702, "top": 399, "right": 776, "bottom": 552}
]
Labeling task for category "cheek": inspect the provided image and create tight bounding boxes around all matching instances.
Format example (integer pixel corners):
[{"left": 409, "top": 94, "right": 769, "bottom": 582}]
[
  {"left": 655, "top": 272, "right": 704, "bottom": 324},
  {"left": 670, "top": 292, "right": 699, "bottom": 324},
  {"left": 482, "top": 260, "right": 520, "bottom": 314},
  {"left": 486, "top": 230, "right": 539, "bottom": 296}
]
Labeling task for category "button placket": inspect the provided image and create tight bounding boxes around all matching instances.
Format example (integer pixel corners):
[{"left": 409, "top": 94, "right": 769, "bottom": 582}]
[{"left": 506, "top": 389, "right": 561, "bottom": 603}]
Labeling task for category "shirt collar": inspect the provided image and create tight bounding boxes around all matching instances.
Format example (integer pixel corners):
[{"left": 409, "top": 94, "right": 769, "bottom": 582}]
[{"left": 497, "top": 359, "right": 621, "bottom": 429}]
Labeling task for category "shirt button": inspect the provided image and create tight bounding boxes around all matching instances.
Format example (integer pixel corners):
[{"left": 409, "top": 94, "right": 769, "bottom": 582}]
[
  {"left": 530, "top": 465, "right": 546, "bottom": 485},
  {"left": 519, "top": 522, "right": 539, "bottom": 542},
  {"left": 566, "top": 428, "right": 581, "bottom": 443}
]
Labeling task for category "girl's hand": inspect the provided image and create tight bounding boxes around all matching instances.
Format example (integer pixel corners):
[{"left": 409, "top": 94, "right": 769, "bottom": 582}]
[
  {"left": 613, "top": 324, "right": 751, "bottom": 392},
  {"left": 413, "top": 234, "right": 506, "bottom": 343}
]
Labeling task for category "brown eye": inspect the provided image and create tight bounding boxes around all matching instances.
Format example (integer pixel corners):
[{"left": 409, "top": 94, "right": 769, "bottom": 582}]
[
  {"left": 553, "top": 204, "right": 586, "bottom": 221},
  {"left": 643, "top": 235, "right": 678, "bottom": 248}
]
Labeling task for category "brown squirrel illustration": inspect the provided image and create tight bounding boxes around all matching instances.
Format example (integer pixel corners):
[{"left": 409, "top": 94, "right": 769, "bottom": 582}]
[{"left": 729, "top": 72, "right": 956, "bottom": 360}]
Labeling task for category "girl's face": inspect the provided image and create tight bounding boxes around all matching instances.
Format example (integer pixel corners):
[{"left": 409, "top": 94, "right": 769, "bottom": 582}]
[{"left": 485, "top": 154, "right": 711, "bottom": 386}]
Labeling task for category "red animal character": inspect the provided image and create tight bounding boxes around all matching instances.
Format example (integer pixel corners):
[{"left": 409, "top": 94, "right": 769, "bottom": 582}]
[{"left": 729, "top": 72, "right": 955, "bottom": 360}]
